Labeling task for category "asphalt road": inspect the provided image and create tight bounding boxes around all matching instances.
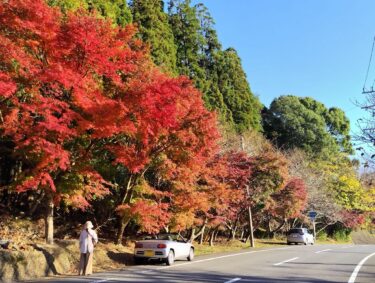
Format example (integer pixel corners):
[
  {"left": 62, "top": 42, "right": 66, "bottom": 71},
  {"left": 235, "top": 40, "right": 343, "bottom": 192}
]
[{"left": 29, "top": 244, "right": 375, "bottom": 283}]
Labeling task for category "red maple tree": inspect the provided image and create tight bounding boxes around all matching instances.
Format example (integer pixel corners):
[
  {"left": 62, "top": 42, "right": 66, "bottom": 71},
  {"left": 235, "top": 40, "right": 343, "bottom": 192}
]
[{"left": 0, "top": 0, "right": 147, "bottom": 243}]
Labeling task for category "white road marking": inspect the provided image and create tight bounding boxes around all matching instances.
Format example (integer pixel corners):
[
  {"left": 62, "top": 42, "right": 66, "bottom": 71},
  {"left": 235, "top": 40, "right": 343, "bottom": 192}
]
[
  {"left": 153, "top": 246, "right": 291, "bottom": 271},
  {"left": 88, "top": 246, "right": 293, "bottom": 282},
  {"left": 273, "top": 257, "right": 299, "bottom": 266},
  {"left": 315, "top": 249, "right": 332, "bottom": 254},
  {"left": 348, "top": 251, "right": 375, "bottom": 283},
  {"left": 225, "top": 278, "right": 242, "bottom": 283}
]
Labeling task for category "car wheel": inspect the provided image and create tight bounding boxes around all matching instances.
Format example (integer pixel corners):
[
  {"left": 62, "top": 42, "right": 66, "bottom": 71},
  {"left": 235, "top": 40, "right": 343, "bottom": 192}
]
[
  {"left": 166, "top": 250, "right": 175, "bottom": 266},
  {"left": 287, "top": 242, "right": 291, "bottom": 245},
  {"left": 304, "top": 241, "right": 307, "bottom": 245},
  {"left": 187, "top": 248, "right": 194, "bottom": 261}
]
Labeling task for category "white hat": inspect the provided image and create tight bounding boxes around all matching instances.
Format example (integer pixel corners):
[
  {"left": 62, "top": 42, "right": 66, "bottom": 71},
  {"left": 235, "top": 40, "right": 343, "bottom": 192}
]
[{"left": 84, "top": 221, "right": 94, "bottom": 229}]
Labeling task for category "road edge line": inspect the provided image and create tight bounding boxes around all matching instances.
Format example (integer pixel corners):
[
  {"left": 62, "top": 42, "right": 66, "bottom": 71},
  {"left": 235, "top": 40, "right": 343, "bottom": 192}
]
[
  {"left": 348, "top": 251, "right": 375, "bottom": 283},
  {"left": 155, "top": 246, "right": 291, "bottom": 270}
]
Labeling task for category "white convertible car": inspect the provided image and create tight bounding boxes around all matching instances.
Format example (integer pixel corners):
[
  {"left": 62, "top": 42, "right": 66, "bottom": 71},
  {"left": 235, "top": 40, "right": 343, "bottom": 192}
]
[{"left": 134, "top": 233, "right": 194, "bottom": 265}]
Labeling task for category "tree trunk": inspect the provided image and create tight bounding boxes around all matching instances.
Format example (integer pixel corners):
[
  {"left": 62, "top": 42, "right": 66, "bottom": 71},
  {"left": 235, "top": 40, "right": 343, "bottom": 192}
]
[
  {"left": 116, "top": 217, "right": 130, "bottom": 245},
  {"left": 240, "top": 229, "right": 244, "bottom": 241},
  {"left": 199, "top": 225, "right": 206, "bottom": 245},
  {"left": 45, "top": 195, "right": 54, "bottom": 244},
  {"left": 115, "top": 176, "right": 136, "bottom": 244},
  {"left": 245, "top": 232, "right": 250, "bottom": 244},
  {"left": 190, "top": 222, "right": 207, "bottom": 243},
  {"left": 232, "top": 225, "right": 238, "bottom": 241},
  {"left": 189, "top": 228, "right": 196, "bottom": 243},
  {"left": 209, "top": 229, "right": 215, "bottom": 246},
  {"left": 270, "top": 219, "right": 286, "bottom": 235},
  {"left": 214, "top": 229, "right": 220, "bottom": 242},
  {"left": 246, "top": 190, "right": 255, "bottom": 247},
  {"left": 204, "top": 229, "right": 211, "bottom": 242},
  {"left": 267, "top": 219, "right": 272, "bottom": 238},
  {"left": 241, "top": 137, "right": 255, "bottom": 248}
]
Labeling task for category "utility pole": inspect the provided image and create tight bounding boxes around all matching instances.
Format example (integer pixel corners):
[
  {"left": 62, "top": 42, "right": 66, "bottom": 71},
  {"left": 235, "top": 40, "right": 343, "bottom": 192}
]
[
  {"left": 308, "top": 211, "right": 317, "bottom": 240},
  {"left": 241, "top": 136, "right": 255, "bottom": 248},
  {"left": 313, "top": 219, "right": 316, "bottom": 239}
]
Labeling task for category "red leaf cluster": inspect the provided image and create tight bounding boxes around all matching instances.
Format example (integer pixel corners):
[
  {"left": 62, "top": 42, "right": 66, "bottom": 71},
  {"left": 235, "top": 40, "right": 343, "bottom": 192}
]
[
  {"left": 340, "top": 210, "right": 365, "bottom": 229},
  {"left": 0, "top": 0, "right": 219, "bottom": 223},
  {"left": 269, "top": 178, "right": 307, "bottom": 219}
]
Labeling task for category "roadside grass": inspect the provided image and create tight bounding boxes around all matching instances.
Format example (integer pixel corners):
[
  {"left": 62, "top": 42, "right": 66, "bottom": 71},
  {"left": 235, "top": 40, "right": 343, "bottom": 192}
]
[
  {"left": 194, "top": 236, "right": 353, "bottom": 256},
  {"left": 194, "top": 238, "right": 286, "bottom": 256},
  {"left": 315, "top": 238, "right": 352, "bottom": 245}
]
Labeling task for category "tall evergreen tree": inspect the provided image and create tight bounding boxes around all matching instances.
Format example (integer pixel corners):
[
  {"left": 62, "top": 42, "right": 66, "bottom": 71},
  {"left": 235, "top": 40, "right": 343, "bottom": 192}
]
[
  {"left": 194, "top": 3, "right": 232, "bottom": 126},
  {"left": 217, "top": 48, "right": 262, "bottom": 132},
  {"left": 168, "top": 0, "right": 206, "bottom": 89},
  {"left": 130, "top": 0, "right": 177, "bottom": 74},
  {"left": 169, "top": 1, "right": 236, "bottom": 128}
]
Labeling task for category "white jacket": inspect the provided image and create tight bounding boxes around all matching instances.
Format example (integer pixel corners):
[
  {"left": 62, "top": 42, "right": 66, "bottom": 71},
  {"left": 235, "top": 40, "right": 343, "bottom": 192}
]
[{"left": 79, "top": 229, "right": 98, "bottom": 253}]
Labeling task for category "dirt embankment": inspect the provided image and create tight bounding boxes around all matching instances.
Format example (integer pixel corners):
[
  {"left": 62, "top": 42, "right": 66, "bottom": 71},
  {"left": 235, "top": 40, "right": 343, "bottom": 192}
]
[
  {"left": 0, "top": 240, "right": 133, "bottom": 283},
  {"left": 0, "top": 217, "right": 135, "bottom": 282},
  {"left": 351, "top": 230, "right": 375, "bottom": 244}
]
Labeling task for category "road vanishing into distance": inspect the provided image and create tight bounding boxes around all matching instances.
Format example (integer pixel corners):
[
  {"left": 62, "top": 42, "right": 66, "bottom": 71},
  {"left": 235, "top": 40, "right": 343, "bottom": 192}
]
[{"left": 30, "top": 244, "right": 375, "bottom": 283}]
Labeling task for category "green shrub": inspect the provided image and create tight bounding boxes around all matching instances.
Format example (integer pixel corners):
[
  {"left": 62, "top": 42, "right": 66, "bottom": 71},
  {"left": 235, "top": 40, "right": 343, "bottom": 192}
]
[
  {"left": 333, "top": 230, "right": 351, "bottom": 242},
  {"left": 316, "top": 231, "right": 328, "bottom": 241}
]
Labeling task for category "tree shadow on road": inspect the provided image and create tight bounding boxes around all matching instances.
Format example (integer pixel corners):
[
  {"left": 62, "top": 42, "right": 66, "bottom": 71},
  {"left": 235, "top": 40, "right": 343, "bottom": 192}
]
[
  {"left": 258, "top": 241, "right": 287, "bottom": 245},
  {"left": 114, "top": 269, "right": 344, "bottom": 283}
]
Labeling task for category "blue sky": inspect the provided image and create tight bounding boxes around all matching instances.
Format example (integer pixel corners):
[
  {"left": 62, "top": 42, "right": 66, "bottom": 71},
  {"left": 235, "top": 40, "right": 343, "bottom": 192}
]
[{"left": 193, "top": 0, "right": 375, "bottom": 143}]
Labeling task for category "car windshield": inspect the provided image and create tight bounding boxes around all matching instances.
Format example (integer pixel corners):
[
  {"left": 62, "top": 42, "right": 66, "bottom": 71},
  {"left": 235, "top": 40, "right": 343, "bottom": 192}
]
[
  {"left": 158, "top": 234, "right": 175, "bottom": 240},
  {"left": 141, "top": 233, "right": 187, "bottom": 242},
  {"left": 288, "top": 228, "right": 304, "bottom": 234}
]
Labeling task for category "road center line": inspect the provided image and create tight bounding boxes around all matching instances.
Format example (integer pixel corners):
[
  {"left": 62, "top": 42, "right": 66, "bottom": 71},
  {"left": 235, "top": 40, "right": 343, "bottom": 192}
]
[
  {"left": 273, "top": 257, "right": 299, "bottom": 266},
  {"left": 315, "top": 249, "right": 332, "bottom": 254},
  {"left": 225, "top": 278, "right": 242, "bottom": 283},
  {"left": 348, "top": 251, "right": 375, "bottom": 283},
  {"left": 88, "top": 246, "right": 292, "bottom": 282}
]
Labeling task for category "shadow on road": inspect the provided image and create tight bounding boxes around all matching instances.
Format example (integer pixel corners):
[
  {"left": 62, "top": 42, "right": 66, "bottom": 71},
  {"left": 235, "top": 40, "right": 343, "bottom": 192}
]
[
  {"left": 25, "top": 262, "right": 357, "bottom": 282},
  {"left": 258, "top": 241, "right": 287, "bottom": 245},
  {"left": 84, "top": 269, "right": 344, "bottom": 283}
]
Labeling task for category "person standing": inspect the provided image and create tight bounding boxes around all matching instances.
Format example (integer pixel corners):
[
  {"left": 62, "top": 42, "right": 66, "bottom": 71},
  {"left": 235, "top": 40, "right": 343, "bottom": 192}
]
[{"left": 78, "top": 221, "right": 98, "bottom": 276}]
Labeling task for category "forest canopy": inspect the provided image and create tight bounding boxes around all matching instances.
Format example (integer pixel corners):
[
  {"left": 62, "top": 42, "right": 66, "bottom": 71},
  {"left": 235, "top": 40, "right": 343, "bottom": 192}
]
[{"left": 0, "top": 0, "right": 373, "bottom": 247}]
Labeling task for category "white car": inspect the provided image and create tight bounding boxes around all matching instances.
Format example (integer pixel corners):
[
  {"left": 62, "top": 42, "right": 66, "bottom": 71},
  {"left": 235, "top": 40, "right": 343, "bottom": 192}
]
[
  {"left": 287, "top": 228, "right": 314, "bottom": 245},
  {"left": 134, "top": 233, "right": 194, "bottom": 265}
]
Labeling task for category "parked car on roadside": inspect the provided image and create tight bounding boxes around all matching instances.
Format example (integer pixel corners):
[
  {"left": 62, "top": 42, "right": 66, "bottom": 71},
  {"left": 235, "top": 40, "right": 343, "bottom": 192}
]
[
  {"left": 134, "top": 233, "right": 194, "bottom": 265},
  {"left": 287, "top": 228, "right": 314, "bottom": 245}
]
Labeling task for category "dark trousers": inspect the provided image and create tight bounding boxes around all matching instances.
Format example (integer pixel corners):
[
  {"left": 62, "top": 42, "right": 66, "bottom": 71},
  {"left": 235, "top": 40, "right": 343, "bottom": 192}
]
[{"left": 78, "top": 252, "right": 93, "bottom": 275}]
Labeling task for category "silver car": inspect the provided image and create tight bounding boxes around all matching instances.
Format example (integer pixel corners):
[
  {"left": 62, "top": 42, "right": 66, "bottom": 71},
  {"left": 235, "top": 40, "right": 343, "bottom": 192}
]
[
  {"left": 287, "top": 228, "right": 314, "bottom": 245},
  {"left": 134, "top": 233, "right": 194, "bottom": 265}
]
